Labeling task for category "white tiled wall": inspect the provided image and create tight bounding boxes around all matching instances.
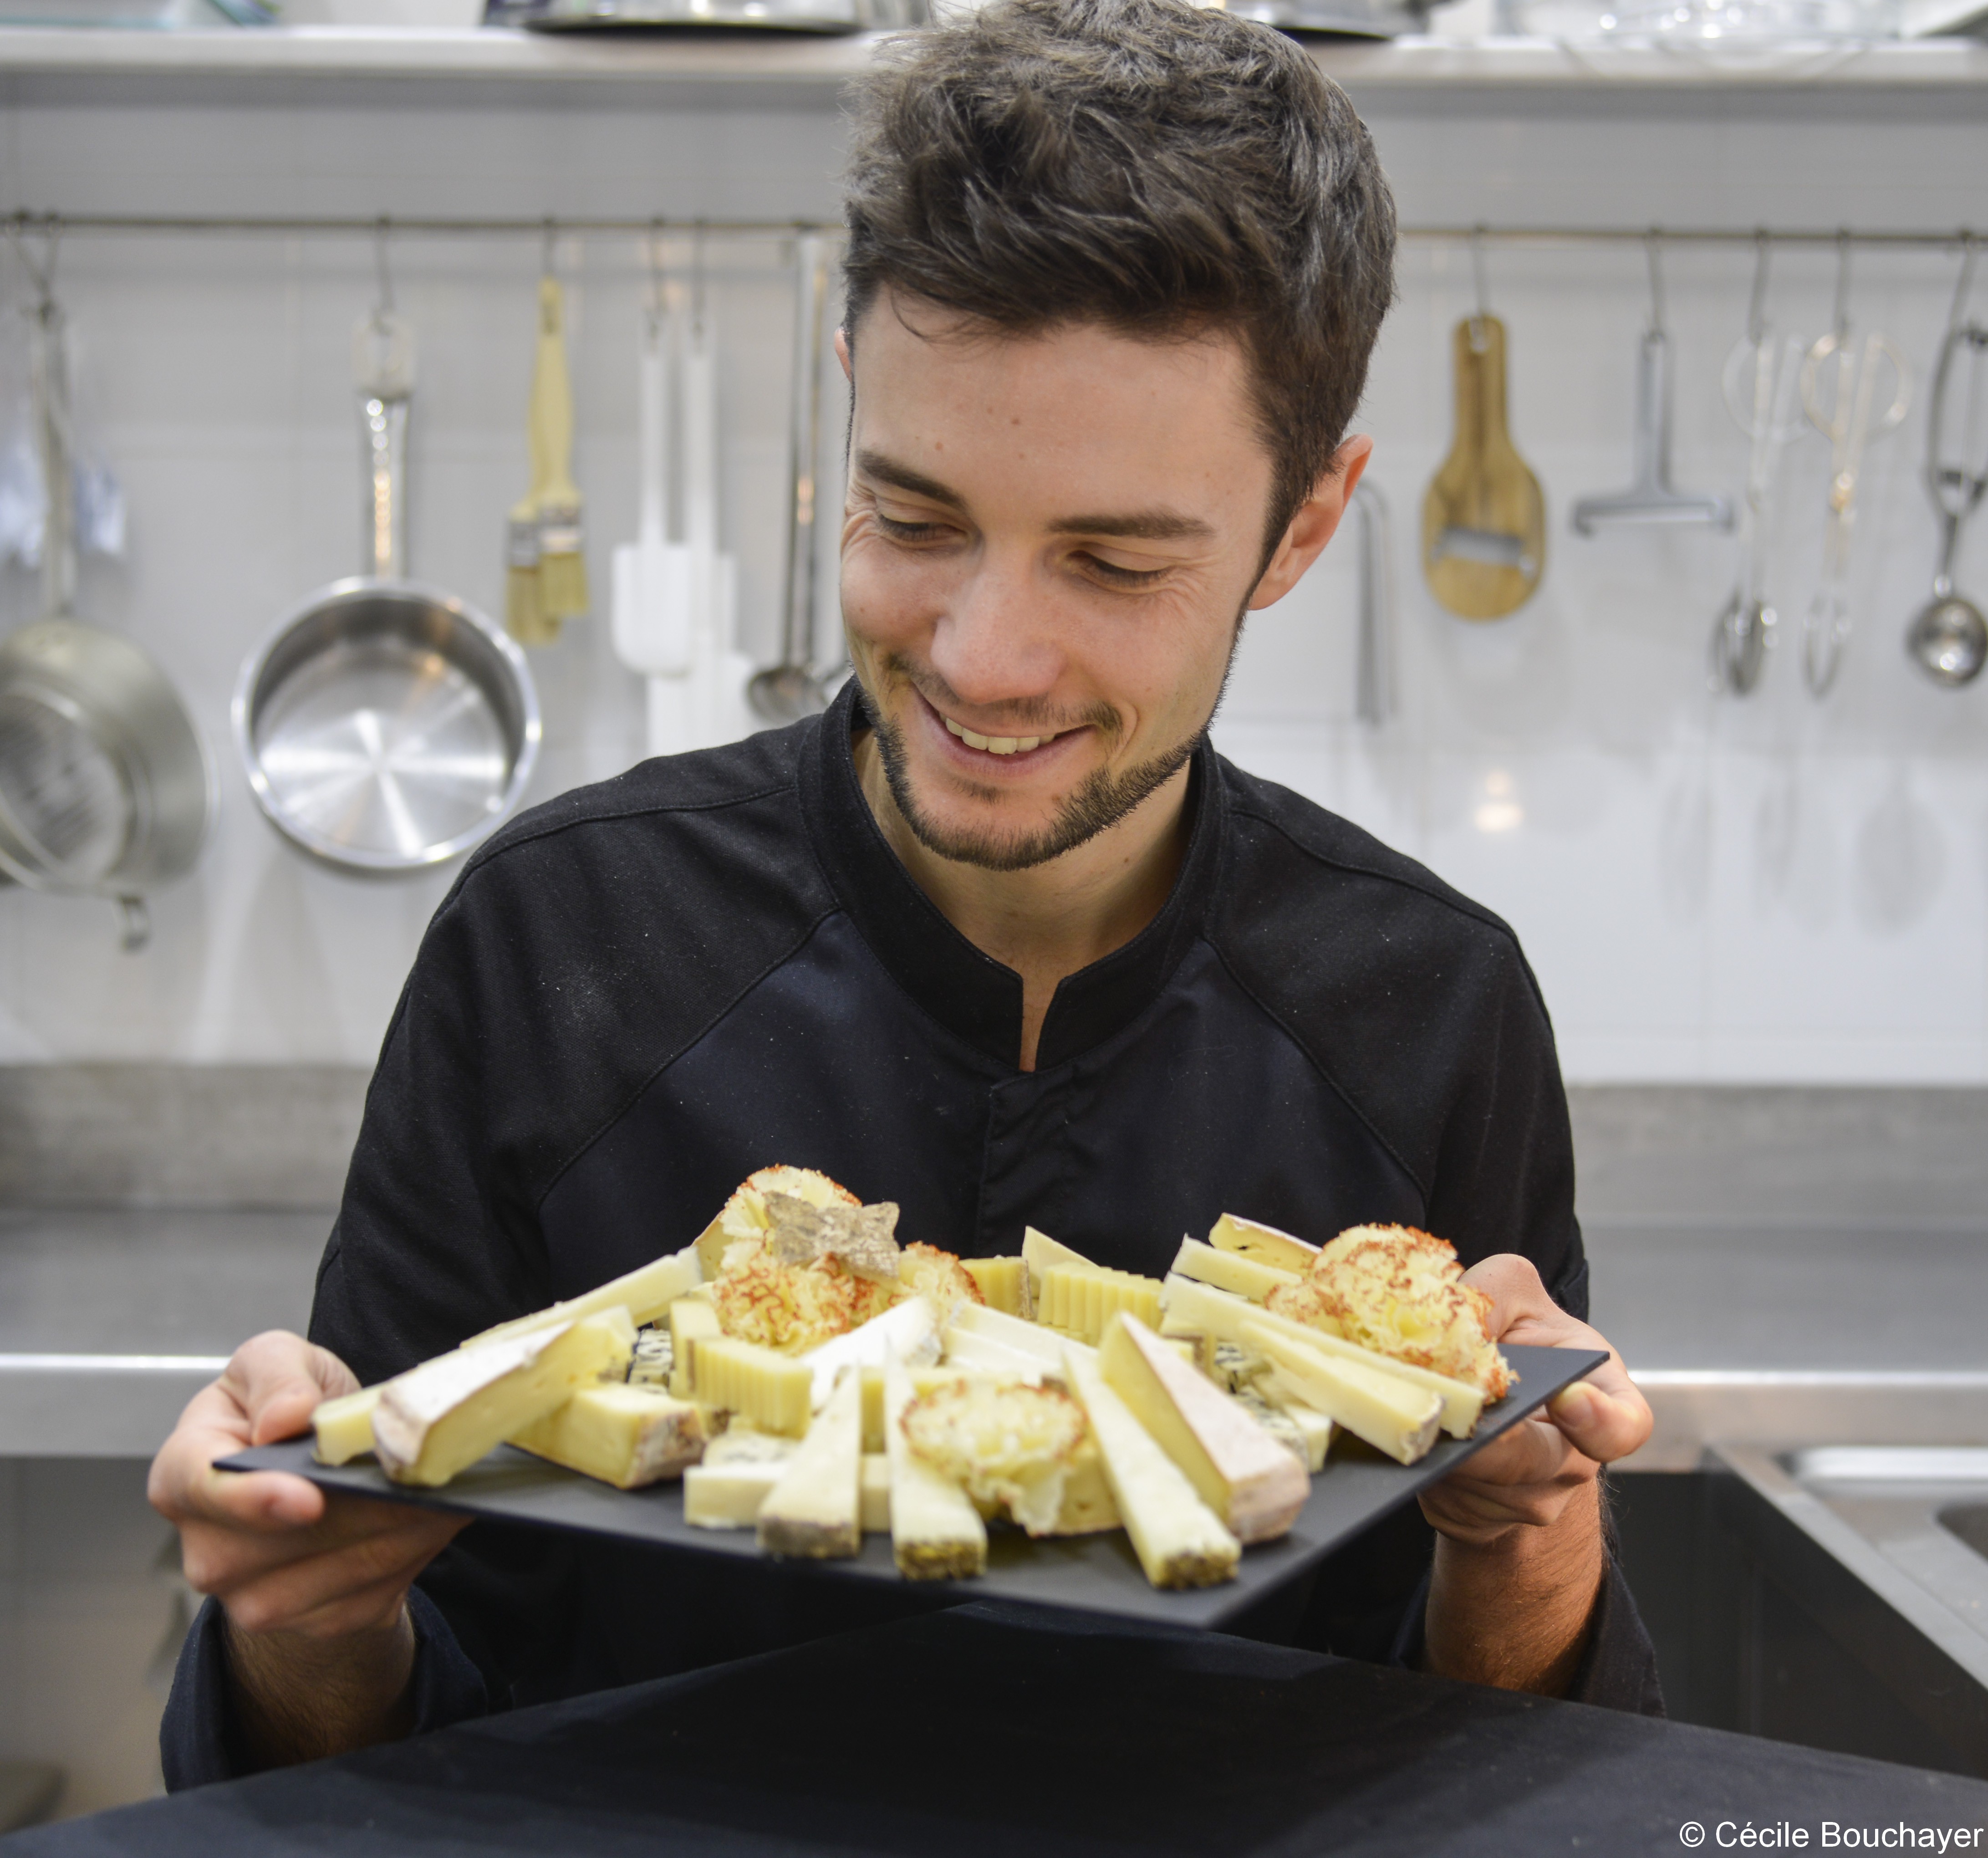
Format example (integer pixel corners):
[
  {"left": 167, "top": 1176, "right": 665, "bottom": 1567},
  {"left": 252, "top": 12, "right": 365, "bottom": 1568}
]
[{"left": 0, "top": 65, "right": 1984, "bottom": 1080}]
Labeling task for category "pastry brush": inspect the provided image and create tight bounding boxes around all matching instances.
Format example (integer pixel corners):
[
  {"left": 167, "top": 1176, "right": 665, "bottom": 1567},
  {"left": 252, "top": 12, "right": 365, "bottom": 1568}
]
[{"left": 533, "top": 274, "right": 588, "bottom": 624}]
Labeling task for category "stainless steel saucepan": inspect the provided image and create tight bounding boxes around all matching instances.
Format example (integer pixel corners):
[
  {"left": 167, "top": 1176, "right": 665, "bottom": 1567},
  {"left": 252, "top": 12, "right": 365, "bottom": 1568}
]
[{"left": 234, "top": 300, "right": 540, "bottom": 875}]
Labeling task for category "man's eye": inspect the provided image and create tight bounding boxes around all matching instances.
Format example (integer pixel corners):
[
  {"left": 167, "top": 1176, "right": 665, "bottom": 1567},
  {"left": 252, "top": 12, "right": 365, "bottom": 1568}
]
[
  {"left": 873, "top": 511, "right": 948, "bottom": 542},
  {"left": 1080, "top": 554, "right": 1167, "bottom": 589}
]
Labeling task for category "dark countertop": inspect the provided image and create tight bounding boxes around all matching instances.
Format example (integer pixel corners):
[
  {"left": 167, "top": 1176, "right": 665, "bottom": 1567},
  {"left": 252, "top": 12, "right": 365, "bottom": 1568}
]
[{"left": 8, "top": 1604, "right": 1985, "bottom": 1857}]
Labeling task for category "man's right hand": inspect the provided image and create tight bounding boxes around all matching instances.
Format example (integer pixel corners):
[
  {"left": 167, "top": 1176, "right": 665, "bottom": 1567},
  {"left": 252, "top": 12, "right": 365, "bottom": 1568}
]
[{"left": 148, "top": 1330, "right": 468, "bottom": 1766}]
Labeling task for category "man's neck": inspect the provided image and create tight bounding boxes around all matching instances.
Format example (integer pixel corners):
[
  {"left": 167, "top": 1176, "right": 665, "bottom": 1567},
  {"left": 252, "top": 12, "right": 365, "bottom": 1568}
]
[{"left": 851, "top": 732, "right": 1194, "bottom": 1073}]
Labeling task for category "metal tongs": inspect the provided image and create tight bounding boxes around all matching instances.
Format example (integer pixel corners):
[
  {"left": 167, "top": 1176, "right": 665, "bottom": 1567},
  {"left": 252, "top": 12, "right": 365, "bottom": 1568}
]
[
  {"left": 1573, "top": 236, "right": 1733, "bottom": 536},
  {"left": 1799, "top": 237, "right": 1912, "bottom": 698},
  {"left": 1711, "top": 235, "right": 1806, "bottom": 695}
]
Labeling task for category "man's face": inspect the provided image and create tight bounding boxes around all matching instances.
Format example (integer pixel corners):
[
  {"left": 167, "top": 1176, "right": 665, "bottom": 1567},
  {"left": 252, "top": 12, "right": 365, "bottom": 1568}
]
[{"left": 838, "top": 294, "right": 1344, "bottom": 873}]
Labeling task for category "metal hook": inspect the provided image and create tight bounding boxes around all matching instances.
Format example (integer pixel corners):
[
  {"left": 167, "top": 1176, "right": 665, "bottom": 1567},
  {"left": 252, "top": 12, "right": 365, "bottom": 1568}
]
[
  {"left": 540, "top": 216, "right": 557, "bottom": 278},
  {"left": 1468, "top": 224, "right": 1491, "bottom": 352},
  {"left": 1831, "top": 230, "right": 1853, "bottom": 342},
  {"left": 1645, "top": 228, "right": 1667, "bottom": 339},
  {"left": 1946, "top": 229, "right": 1980, "bottom": 342},
  {"left": 7, "top": 212, "right": 61, "bottom": 309},
  {"left": 645, "top": 217, "right": 666, "bottom": 332},
  {"left": 1745, "top": 228, "right": 1772, "bottom": 346},
  {"left": 372, "top": 215, "right": 394, "bottom": 322},
  {"left": 691, "top": 218, "right": 709, "bottom": 339}
]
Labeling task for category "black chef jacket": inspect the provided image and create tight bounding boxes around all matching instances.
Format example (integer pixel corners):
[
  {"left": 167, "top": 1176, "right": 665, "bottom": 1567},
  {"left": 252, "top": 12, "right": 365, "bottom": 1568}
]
[{"left": 162, "top": 680, "right": 1662, "bottom": 1789}]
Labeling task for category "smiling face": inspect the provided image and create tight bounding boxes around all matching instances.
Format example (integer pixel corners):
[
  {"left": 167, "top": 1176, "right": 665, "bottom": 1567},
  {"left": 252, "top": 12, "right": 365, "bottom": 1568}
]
[{"left": 839, "top": 292, "right": 1360, "bottom": 874}]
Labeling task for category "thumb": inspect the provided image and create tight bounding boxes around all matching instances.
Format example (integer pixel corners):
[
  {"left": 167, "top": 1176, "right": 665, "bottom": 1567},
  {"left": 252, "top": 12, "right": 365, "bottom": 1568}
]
[{"left": 1545, "top": 1378, "right": 1652, "bottom": 1465}]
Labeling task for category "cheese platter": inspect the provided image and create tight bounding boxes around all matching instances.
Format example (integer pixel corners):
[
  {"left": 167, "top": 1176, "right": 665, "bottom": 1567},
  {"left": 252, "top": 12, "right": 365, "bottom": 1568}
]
[
  {"left": 225, "top": 1340, "right": 1602, "bottom": 1630},
  {"left": 218, "top": 1164, "right": 1609, "bottom": 1630}
]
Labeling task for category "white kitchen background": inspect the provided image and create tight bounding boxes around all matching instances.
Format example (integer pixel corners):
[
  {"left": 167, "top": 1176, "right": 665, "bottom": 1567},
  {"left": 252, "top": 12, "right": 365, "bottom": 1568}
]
[{"left": 0, "top": 62, "right": 1985, "bottom": 1082}]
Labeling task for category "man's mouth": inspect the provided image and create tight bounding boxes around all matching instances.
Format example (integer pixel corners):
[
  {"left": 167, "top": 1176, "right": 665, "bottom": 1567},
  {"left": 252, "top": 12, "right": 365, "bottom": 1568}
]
[{"left": 940, "top": 715, "right": 1063, "bottom": 757}]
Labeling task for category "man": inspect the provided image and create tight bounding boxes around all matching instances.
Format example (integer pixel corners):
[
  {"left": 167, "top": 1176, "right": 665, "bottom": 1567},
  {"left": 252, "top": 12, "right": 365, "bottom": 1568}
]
[{"left": 151, "top": 0, "right": 1658, "bottom": 1785}]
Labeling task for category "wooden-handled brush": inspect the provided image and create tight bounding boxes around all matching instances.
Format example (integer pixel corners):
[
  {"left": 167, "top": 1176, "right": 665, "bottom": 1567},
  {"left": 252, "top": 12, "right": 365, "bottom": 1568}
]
[
  {"left": 533, "top": 274, "right": 588, "bottom": 625},
  {"left": 505, "top": 296, "right": 552, "bottom": 646}
]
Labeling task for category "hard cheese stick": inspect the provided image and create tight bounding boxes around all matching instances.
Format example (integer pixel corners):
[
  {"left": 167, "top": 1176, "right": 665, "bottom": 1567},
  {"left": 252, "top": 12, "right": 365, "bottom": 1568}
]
[
  {"left": 1099, "top": 1313, "right": 1307, "bottom": 1544},
  {"left": 1162, "top": 1274, "right": 1484, "bottom": 1437},
  {"left": 1244, "top": 1322, "right": 1443, "bottom": 1466},
  {"left": 883, "top": 1350, "right": 986, "bottom": 1580},
  {"left": 1170, "top": 1237, "right": 1300, "bottom": 1305},
  {"left": 510, "top": 1383, "right": 709, "bottom": 1489},
  {"left": 1039, "top": 1264, "right": 1163, "bottom": 1344},
  {"left": 694, "top": 1337, "right": 813, "bottom": 1436},
  {"left": 961, "top": 1256, "right": 1031, "bottom": 1319},
  {"left": 373, "top": 1309, "right": 635, "bottom": 1487},
  {"left": 468, "top": 1246, "right": 702, "bottom": 1347},
  {"left": 757, "top": 1368, "right": 864, "bottom": 1558},
  {"left": 1062, "top": 1347, "right": 1239, "bottom": 1590}
]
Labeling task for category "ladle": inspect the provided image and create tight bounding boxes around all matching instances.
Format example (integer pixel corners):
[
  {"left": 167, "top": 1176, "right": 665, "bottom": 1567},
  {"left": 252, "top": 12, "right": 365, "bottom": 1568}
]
[
  {"left": 1906, "top": 242, "right": 1988, "bottom": 690},
  {"left": 749, "top": 231, "right": 834, "bottom": 724}
]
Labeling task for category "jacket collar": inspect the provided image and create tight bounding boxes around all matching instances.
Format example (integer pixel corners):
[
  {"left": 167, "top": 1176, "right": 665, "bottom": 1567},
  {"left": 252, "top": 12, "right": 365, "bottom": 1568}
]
[{"left": 798, "top": 679, "right": 1227, "bottom": 1072}]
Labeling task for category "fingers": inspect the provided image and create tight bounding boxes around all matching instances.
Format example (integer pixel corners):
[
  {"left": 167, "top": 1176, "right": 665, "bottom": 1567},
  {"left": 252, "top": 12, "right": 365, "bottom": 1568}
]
[
  {"left": 1460, "top": 1253, "right": 1560, "bottom": 1341},
  {"left": 212, "top": 1510, "right": 468, "bottom": 1639},
  {"left": 220, "top": 1332, "right": 360, "bottom": 1450},
  {"left": 1546, "top": 1376, "right": 1653, "bottom": 1465}
]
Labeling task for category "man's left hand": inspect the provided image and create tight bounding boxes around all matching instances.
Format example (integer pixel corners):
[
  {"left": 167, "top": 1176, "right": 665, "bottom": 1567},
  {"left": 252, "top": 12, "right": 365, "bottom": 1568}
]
[{"left": 1419, "top": 1254, "right": 1653, "bottom": 1550}]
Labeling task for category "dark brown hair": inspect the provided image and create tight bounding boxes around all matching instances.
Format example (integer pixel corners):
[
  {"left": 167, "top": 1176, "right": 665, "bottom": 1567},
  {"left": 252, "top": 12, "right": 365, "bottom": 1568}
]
[{"left": 841, "top": 0, "right": 1397, "bottom": 540}]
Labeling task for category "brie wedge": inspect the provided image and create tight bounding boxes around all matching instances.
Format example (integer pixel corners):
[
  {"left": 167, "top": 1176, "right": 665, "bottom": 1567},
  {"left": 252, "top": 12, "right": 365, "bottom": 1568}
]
[
  {"left": 1207, "top": 1213, "right": 1320, "bottom": 1276},
  {"left": 468, "top": 1247, "right": 702, "bottom": 1347},
  {"left": 1170, "top": 1237, "right": 1301, "bottom": 1304}
]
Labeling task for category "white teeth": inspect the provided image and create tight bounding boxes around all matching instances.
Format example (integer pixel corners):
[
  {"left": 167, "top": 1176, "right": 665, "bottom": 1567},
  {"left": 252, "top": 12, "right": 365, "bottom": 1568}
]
[{"left": 943, "top": 715, "right": 1052, "bottom": 756}]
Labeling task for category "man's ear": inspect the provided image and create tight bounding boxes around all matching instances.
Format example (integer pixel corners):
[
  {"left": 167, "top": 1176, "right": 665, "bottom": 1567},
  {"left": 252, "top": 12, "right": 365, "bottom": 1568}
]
[
  {"left": 1248, "top": 434, "right": 1374, "bottom": 611},
  {"left": 834, "top": 327, "right": 853, "bottom": 382}
]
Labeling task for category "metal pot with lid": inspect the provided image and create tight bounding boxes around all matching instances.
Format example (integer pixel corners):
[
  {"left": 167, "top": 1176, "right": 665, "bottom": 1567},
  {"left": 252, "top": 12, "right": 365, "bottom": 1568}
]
[{"left": 234, "top": 295, "right": 541, "bottom": 876}]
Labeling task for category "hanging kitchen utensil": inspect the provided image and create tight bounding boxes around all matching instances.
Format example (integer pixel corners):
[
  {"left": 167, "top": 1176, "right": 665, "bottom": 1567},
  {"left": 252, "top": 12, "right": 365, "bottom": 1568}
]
[
  {"left": 1351, "top": 479, "right": 1393, "bottom": 725},
  {"left": 0, "top": 230, "right": 212, "bottom": 952},
  {"left": 1572, "top": 237, "right": 1733, "bottom": 536},
  {"left": 1905, "top": 238, "right": 1988, "bottom": 689},
  {"left": 1422, "top": 238, "right": 1545, "bottom": 621},
  {"left": 1799, "top": 236, "right": 1912, "bottom": 698},
  {"left": 1711, "top": 235, "right": 1806, "bottom": 696},
  {"left": 235, "top": 257, "right": 540, "bottom": 875},
  {"left": 749, "top": 231, "right": 833, "bottom": 722}
]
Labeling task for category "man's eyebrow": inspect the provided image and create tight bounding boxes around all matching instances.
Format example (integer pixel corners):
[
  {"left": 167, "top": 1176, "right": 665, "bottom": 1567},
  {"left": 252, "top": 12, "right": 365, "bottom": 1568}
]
[{"left": 854, "top": 449, "right": 965, "bottom": 508}]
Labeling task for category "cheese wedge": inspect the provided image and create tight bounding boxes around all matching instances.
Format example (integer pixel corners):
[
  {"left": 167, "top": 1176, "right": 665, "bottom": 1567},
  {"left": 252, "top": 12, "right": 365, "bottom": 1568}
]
[
  {"left": 682, "top": 1428, "right": 799, "bottom": 1527},
  {"left": 962, "top": 1256, "right": 1032, "bottom": 1319},
  {"left": 1208, "top": 1212, "right": 1320, "bottom": 1276},
  {"left": 1171, "top": 1237, "right": 1300, "bottom": 1304},
  {"left": 1244, "top": 1322, "right": 1442, "bottom": 1465},
  {"left": 1039, "top": 1264, "right": 1164, "bottom": 1344},
  {"left": 311, "top": 1386, "right": 382, "bottom": 1465},
  {"left": 1099, "top": 1313, "right": 1307, "bottom": 1544},
  {"left": 946, "top": 1303, "right": 1097, "bottom": 1373},
  {"left": 940, "top": 1325, "right": 1047, "bottom": 1382},
  {"left": 1044, "top": 1437, "right": 1121, "bottom": 1534},
  {"left": 883, "top": 1351, "right": 987, "bottom": 1580},
  {"left": 1162, "top": 1274, "right": 1484, "bottom": 1437},
  {"left": 757, "top": 1368, "right": 863, "bottom": 1558},
  {"left": 693, "top": 1337, "right": 815, "bottom": 1436},
  {"left": 668, "top": 1299, "right": 723, "bottom": 1399},
  {"left": 1232, "top": 1384, "right": 1332, "bottom": 1472},
  {"left": 469, "top": 1247, "right": 703, "bottom": 1348},
  {"left": 1022, "top": 1225, "right": 1094, "bottom": 1303},
  {"left": 1062, "top": 1347, "right": 1239, "bottom": 1589},
  {"left": 800, "top": 1297, "right": 940, "bottom": 1411},
  {"left": 373, "top": 1309, "right": 635, "bottom": 1487},
  {"left": 510, "top": 1382, "right": 709, "bottom": 1489}
]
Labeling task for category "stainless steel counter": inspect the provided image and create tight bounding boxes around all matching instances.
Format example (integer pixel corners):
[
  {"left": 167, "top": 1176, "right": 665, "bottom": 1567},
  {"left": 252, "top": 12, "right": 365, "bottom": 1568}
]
[{"left": 0, "top": 1208, "right": 328, "bottom": 1456}]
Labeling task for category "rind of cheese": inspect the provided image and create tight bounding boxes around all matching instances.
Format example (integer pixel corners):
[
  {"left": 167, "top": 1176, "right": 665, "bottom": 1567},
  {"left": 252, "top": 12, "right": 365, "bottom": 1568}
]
[
  {"left": 1264, "top": 1224, "right": 1511, "bottom": 1399},
  {"left": 1062, "top": 1347, "right": 1239, "bottom": 1590},
  {"left": 311, "top": 1386, "right": 382, "bottom": 1465},
  {"left": 693, "top": 1337, "right": 816, "bottom": 1436},
  {"left": 961, "top": 1256, "right": 1031, "bottom": 1320},
  {"left": 1171, "top": 1237, "right": 1301, "bottom": 1305},
  {"left": 668, "top": 1299, "right": 722, "bottom": 1399},
  {"left": 1021, "top": 1225, "right": 1095, "bottom": 1304},
  {"left": 695, "top": 1165, "right": 861, "bottom": 1276},
  {"left": 1039, "top": 1264, "right": 1164, "bottom": 1345},
  {"left": 1208, "top": 1213, "right": 1320, "bottom": 1276},
  {"left": 1099, "top": 1313, "right": 1307, "bottom": 1544},
  {"left": 800, "top": 1298, "right": 940, "bottom": 1411},
  {"left": 884, "top": 1351, "right": 987, "bottom": 1580},
  {"left": 1162, "top": 1274, "right": 1484, "bottom": 1437},
  {"left": 511, "top": 1383, "right": 709, "bottom": 1488},
  {"left": 757, "top": 1368, "right": 864, "bottom": 1558},
  {"left": 375, "top": 1310, "right": 635, "bottom": 1487},
  {"left": 1244, "top": 1322, "right": 1443, "bottom": 1465},
  {"left": 900, "top": 1377, "right": 1085, "bottom": 1536},
  {"left": 470, "top": 1247, "right": 703, "bottom": 1347},
  {"left": 946, "top": 1303, "right": 1095, "bottom": 1373}
]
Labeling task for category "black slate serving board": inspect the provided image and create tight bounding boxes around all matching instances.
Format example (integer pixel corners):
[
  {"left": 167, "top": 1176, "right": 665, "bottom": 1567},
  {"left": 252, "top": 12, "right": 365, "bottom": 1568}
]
[{"left": 222, "top": 1342, "right": 1606, "bottom": 1629}]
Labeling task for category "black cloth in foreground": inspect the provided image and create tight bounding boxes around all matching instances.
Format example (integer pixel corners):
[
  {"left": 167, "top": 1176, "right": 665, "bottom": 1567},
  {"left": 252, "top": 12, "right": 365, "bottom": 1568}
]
[{"left": 162, "top": 681, "right": 1655, "bottom": 1785}]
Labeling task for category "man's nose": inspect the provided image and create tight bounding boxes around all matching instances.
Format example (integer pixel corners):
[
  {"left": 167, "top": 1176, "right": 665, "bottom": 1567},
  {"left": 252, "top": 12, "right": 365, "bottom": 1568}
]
[{"left": 928, "top": 546, "right": 1064, "bottom": 711}]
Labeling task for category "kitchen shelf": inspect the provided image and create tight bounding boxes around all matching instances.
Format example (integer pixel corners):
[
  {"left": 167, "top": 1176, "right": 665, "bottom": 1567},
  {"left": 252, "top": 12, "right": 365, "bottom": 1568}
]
[{"left": 0, "top": 22, "right": 1983, "bottom": 98}]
